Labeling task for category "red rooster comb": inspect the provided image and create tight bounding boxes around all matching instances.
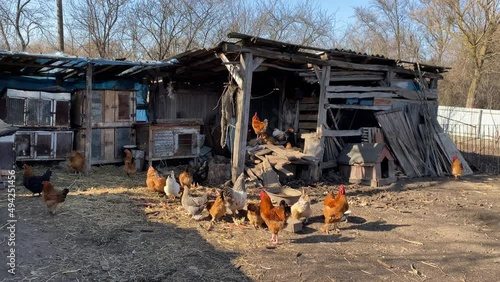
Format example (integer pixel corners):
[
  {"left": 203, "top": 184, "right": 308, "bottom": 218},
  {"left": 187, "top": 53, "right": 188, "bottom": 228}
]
[{"left": 339, "top": 184, "right": 345, "bottom": 195}]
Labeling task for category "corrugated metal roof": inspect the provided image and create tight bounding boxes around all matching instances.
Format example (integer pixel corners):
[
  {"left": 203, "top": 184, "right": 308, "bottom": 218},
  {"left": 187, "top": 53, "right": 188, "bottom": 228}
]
[{"left": 0, "top": 50, "right": 178, "bottom": 80}]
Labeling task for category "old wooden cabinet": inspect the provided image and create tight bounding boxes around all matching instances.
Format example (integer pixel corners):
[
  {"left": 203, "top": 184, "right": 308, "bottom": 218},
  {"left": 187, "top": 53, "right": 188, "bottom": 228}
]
[
  {"left": 73, "top": 90, "right": 136, "bottom": 164},
  {"left": 0, "top": 89, "right": 73, "bottom": 161},
  {"left": 1, "top": 89, "right": 71, "bottom": 127},
  {"left": 135, "top": 119, "right": 203, "bottom": 167},
  {"left": 13, "top": 130, "right": 73, "bottom": 160}
]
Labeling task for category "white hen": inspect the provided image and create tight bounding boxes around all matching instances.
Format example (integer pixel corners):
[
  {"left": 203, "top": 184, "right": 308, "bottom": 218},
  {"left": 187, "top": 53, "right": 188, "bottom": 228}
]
[
  {"left": 164, "top": 170, "right": 180, "bottom": 201},
  {"left": 221, "top": 173, "right": 247, "bottom": 220}
]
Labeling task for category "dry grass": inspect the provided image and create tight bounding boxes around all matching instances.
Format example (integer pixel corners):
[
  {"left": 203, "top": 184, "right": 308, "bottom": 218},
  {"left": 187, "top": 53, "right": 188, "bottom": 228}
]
[{"left": 4, "top": 164, "right": 500, "bottom": 281}]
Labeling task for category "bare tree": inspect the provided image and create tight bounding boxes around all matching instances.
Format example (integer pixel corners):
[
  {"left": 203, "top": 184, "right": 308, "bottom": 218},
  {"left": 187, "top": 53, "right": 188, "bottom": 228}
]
[
  {"left": 351, "top": 0, "right": 418, "bottom": 61},
  {"left": 67, "top": 0, "right": 129, "bottom": 58},
  {"left": 0, "top": 0, "right": 51, "bottom": 51},
  {"left": 443, "top": 0, "right": 500, "bottom": 108},
  {"left": 411, "top": 0, "right": 453, "bottom": 65}
]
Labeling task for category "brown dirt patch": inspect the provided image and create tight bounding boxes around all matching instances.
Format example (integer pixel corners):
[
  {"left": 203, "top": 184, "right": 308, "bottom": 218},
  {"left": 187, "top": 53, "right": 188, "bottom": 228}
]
[{"left": 1, "top": 164, "right": 500, "bottom": 281}]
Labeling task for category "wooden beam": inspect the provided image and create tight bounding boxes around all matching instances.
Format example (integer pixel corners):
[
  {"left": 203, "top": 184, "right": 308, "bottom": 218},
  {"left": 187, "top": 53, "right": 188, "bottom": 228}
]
[
  {"left": 252, "top": 57, "right": 266, "bottom": 72},
  {"left": 325, "top": 104, "right": 392, "bottom": 111},
  {"left": 223, "top": 43, "right": 328, "bottom": 67},
  {"left": 322, "top": 129, "right": 362, "bottom": 137},
  {"left": 84, "top": 63, "right": 93, "bottom": 175},
  {"left": 395, "top": 89, "right": 438, "bottom": 100},
  {"left": 316, "top": 65, "right": 330, "bottom": 135},
  {"left": 330, "top": 75, "right": 384, "bottom": 81},
  {"left": 327, "top": 86, "right": 397, "bottom": 92},
  {"left": 231, "top": 53, "right": 254, "bottom": 183},
  {"left": 326, "top": 92, "right": 398, "bottom": 99},
  {"left": 217, "top": 52, "right": 243, "bottom": 88}
]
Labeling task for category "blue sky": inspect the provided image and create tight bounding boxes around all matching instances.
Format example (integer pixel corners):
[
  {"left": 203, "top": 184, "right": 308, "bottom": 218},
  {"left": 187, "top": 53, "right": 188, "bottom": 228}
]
[{"left": 317, "top": 0, "right": 369, "bottom": 25}]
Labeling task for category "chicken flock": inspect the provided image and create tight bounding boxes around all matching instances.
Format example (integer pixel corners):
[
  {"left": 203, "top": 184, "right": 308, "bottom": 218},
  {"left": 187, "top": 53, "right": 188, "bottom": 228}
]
[{"left": 19, "top": 122, "right": 465, "bottom": 246}]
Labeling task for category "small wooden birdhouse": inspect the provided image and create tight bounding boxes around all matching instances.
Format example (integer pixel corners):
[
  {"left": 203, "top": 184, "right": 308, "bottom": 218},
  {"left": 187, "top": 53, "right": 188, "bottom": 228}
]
[{"left": 338, "top": 143, "right": 396, "bottom": 187}]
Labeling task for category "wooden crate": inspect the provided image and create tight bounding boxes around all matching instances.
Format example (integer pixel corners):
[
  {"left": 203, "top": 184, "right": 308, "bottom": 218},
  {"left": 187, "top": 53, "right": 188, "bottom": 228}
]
[{"left": 135, "top": 119, "right": 203, "bottom": 167}]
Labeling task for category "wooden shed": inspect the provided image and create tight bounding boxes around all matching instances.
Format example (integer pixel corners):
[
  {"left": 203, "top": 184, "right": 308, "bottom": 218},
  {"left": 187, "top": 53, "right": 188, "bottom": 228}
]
[
  {"left": 0, "top": 50, "right": 176, "bottom": 173},
  {"left": 338, "top": 143, "right": 396, "bottom": 187},
  {"left": 154, "top": 33, "right": 470, "bottom": 183}
]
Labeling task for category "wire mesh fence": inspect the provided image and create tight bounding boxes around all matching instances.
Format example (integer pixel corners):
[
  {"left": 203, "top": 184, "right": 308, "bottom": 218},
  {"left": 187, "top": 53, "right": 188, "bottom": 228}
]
[{"left": 441, "top": 123, "right": 500, "bottom": 174}]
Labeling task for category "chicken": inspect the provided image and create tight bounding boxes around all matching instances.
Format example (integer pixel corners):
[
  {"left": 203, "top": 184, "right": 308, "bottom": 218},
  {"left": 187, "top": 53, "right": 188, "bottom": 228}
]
[
  {"left": 291, "top": 189, "right": 312, "bottom": 223},
  {"left": 273, "top": 128, "right": 296, "bottom": 147},
  {"left": 247, "top": 202, "right": 264, "bottom": 229},
  {"left": 252, "top": 112, "right": 268, "bottom": 138},
  {"left": 164, "top": 170, "right": 180, "bottom": 201},
  {"left": 259, "top": 190, "right": 290, "bottom": 244},
  {"left": 261, "top": 133, "right": 277, "bottom": 145},
  {"left": 179, "top": 166, "right": 193, "bottom": 188},
  {"left": 146, "top": 166, "right": 166, "bottom": 193},
  {"left": 68, "top": 151, "right": 85, "bottom": 174},
  {"left": 42, "top": 181, "right": 69, "bottom": 215},
  {"left": 322, "top": 184, "right": 349, "bottom": 234},
  {"left": 23, "top": 164, "right": 52, "bottom": 196},
  {"left": 124, "top": 149, "right": 137, "bottom": 177},
  {"left": 192, "top": 160, "right": 209, "bottom": 185},
  {"left": 181, "top": 185, "right": 208, "bottom": 220},
  {"left": 206, "top": 189, "right": 226, "bottom": 224},
  {"left": 221, "top": 173, "right": 247, "bottom": 222},
  {"left": 451, "top": 155, "right": 464, "bottom": 180}
]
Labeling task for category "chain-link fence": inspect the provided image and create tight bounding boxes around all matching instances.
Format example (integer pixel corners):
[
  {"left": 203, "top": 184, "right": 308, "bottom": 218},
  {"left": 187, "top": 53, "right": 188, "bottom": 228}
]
[{"left": 442, "top": 123, "right": 500, "bottom": 174}]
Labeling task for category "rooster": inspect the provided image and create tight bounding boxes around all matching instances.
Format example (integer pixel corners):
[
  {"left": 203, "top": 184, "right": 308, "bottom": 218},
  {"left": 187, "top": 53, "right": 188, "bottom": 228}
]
[
  {"left": 252, "top": 112, "right": 268, "bottom": 139},
  {"left": 68, "top": 151, "right": 85, "bottom": 174},
  {"left": 451, "top": 155, "right": 464, "bottom": 180},
  {"left": 23, "top": 164, "right": 52, "bottom": 196},
  {"left": 42, "top": 181, "right": 69, "bottom": 215},
  {"left": 322, "top": 184, "right": 350, "bottom": 234},
  {"left": 259, "top": 190, "right": 290, "bottom": 244},
  {"left": 221, "top": 173, "right": 247, "bottom": 223}
]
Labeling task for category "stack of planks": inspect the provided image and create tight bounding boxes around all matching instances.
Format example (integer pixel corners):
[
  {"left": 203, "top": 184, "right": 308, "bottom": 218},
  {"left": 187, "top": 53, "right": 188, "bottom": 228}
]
[
  {"left": 375, "top": 105, "right": 472, "bottom": 177},
  {"left": 245, "top": 143, "right": 317, "bottom": 186}
]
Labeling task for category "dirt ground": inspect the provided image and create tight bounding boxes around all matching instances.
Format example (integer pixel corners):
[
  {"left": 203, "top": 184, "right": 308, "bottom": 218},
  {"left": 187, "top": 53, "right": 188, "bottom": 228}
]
[{"left": 1, "top": 164, "right": 500, "bottom": 282}]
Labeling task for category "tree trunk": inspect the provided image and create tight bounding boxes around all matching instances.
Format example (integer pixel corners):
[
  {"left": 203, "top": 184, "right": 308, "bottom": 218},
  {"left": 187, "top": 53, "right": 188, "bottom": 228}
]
[{"left": 466, "top": 67, "right": 481, "bottom": 108}]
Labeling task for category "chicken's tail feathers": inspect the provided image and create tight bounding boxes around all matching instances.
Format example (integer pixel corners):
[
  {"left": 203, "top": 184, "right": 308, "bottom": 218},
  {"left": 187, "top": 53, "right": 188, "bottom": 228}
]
[
  {"left": 192, "top": 214, "right": 204, "bottom": 221},
  {"left": 341, "top": 210, "right": 351, "bottom": 222}
]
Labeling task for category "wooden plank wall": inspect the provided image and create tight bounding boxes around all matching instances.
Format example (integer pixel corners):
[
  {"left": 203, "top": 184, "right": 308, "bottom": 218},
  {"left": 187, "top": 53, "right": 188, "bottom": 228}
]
[{"left": 155, "top": 87, "right": 220, "bottom": 121}]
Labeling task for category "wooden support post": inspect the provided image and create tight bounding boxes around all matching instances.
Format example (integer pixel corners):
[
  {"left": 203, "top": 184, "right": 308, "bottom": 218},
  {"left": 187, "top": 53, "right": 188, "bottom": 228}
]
[
  {"left": 310, "top": 65, "right": 331, "bottom": 181},
  {"left": 219, "top": 52, "right": 264, "bottom": 183},
  {"left": 232, "top": 53, "right": 255, "bottom": 183},
  {"left": 316, "top": 65, "right": 331, "bottom": 135},
  {"left": 84, "top": 63, "right": 93, "bottom": 175}
]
